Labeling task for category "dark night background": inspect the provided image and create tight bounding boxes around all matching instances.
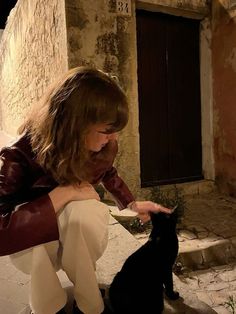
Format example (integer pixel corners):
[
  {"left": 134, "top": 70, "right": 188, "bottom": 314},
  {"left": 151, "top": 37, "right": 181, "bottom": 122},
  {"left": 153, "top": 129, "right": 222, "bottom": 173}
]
[{"left": 0, "top": 1, "right": 18, "bottom": 29}]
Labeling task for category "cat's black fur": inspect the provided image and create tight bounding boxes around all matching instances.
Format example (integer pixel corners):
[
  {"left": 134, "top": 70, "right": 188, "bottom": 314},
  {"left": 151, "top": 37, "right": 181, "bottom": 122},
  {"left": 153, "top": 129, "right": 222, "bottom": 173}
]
[{"left": 109, "top": 209, "right": 179, "bottom": 314}]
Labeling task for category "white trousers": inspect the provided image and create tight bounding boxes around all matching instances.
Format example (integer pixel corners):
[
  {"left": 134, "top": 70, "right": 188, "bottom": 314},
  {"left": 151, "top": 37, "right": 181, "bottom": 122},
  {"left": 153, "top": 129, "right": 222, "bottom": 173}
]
[{"left": 10, "top": 199, "right": 110, "bottom": 314}]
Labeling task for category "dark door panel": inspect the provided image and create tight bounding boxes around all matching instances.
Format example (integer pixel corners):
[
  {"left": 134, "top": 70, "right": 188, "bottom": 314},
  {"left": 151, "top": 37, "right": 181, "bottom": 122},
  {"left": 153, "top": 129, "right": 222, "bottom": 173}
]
[
  {"left": 137, "top": 11, "right": 169, "bottom": 184},
  {"left": 136, "top": 10, "right": 203, "bottom": 187}
]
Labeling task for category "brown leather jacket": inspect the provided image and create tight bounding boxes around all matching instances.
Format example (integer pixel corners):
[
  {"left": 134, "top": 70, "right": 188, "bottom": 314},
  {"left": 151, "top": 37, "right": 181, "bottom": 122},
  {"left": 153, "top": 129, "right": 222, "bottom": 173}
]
[{"left": 0, "top": 134, "right": 134, "bottom": 256}]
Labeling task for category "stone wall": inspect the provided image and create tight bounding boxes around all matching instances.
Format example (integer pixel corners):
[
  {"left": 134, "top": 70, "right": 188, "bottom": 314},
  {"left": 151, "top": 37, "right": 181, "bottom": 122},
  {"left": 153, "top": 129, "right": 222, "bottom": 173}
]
[
  {"left": 0, "top": 0, "right": 210, "bottom": 198},
  {"left": 211, "top": 0, "right": 236, "bottom": 196},
  {"left": 65, "top": 0, "right": 141, "bottom": 195},
  {"left": 0, "top": 0, "right": 68, "bottom": 135},
  {"left": 64, "top": 0, "right": 209, "bottom": 197}
]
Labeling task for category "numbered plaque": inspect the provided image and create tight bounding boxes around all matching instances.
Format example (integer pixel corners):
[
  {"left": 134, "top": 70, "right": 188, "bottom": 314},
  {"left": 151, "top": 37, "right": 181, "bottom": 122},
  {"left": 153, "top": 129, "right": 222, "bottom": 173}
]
[{"left": 116, "top": 0, "right": 132, "bottom": 16}]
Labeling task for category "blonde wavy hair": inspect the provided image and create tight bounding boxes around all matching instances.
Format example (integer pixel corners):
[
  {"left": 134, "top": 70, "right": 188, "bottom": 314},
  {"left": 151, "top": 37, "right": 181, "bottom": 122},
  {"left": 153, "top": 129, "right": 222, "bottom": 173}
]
[{"left": 19, "top": 66, "right": 129, "bottom": 184}]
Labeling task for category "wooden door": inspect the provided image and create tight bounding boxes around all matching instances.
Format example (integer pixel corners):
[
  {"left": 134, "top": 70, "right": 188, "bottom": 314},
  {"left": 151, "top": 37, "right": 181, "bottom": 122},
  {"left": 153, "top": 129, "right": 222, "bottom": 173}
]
[{"left": 136, "top": 10, "right": 203, "bottom": 187}]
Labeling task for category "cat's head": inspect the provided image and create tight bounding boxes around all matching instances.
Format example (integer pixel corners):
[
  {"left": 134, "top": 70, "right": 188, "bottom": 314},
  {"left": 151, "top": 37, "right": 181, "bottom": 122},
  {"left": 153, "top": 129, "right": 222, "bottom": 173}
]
[{"left": 149, "top": 205, "right": 178, "bottom": 239}]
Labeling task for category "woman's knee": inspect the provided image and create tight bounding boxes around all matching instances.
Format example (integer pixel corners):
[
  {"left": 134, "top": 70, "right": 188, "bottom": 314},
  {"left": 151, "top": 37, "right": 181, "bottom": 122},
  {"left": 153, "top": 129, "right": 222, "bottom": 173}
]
[
  {"left": 61, "top": 200, "right": 110, "bottom": 256},
  {"left": 67, "top": 199, "right": 109, "bottom": 221},
  {"left": 62, "top": 199, "right": 110, "bottom": 234}
]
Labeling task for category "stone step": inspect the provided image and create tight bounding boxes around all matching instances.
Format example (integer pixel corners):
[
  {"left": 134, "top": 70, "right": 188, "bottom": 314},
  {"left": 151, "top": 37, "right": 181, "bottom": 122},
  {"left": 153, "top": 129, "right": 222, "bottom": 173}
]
[
  {"left": 110, "top": 202, "right": 236, "bottom": 272},
  {"left": 178, "top": 238, "right": 236, "bottom": 271}
]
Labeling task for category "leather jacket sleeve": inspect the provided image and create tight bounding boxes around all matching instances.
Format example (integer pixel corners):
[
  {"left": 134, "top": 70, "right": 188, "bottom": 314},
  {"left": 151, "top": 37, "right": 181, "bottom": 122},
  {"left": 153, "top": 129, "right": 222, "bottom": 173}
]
[
  {"left": 102, "top": 166, "right": 135, "bottom": 210},
  {"left": 87, "top": 139, "right": 135, "bottom": 209},
  {"left": 0, "top": 147, "right": 59, "bottom": 256}
]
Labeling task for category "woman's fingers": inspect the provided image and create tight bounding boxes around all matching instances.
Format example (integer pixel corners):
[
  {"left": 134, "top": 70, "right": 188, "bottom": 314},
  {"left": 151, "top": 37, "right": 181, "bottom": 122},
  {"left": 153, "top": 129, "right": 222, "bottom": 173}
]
[
  {"left": 135, "top": 201, "right": 172, "bottom": 214},
  {"left": 153, "top": 203, "right": 172, "bottom": 214},
  {"left": 138, "top": 213, "right": 150, "bottom": 224}
]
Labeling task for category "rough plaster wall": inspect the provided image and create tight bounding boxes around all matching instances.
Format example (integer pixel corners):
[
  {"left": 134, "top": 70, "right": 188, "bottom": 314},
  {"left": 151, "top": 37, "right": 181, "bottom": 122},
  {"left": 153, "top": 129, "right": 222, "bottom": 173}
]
[
  {"left": 65, "top": 0, "right": 209, "bottom": 197},
  {"left": 65, "top": 0, "right": 141, "bottom": 196},
  {"left": 0, "top": 0, "right": 211, "bottom": 196},
  {"left": 0, "top": 29, "right": 3, "bottom": 130},
  {"left": 0, "top": 0, "right": 68, "bottom": 136},
  {"left": 212, "top": 0, "right": 236, "bottom": 196}
]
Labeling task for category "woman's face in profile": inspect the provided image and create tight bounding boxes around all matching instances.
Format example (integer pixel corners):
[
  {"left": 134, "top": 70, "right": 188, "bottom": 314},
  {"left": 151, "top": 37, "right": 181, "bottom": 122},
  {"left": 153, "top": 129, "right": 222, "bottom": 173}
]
[{"left": 85, "top": 123, "right": 118, "bottom": 152}]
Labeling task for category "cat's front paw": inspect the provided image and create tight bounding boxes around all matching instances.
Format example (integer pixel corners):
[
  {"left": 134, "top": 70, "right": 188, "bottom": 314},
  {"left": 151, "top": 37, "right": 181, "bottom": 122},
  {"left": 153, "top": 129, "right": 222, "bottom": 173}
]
[{"left": 165, "top": 290, "right": 180, "bottom": 300}]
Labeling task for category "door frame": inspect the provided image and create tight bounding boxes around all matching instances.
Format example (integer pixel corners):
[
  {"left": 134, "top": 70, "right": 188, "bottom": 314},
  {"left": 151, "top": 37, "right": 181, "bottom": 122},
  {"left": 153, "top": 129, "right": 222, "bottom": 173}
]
[
  {"left": 135, "top": 5, "right": 215, "bottom": 182},
  {"left": 200, "top": 18, "right": 215, "bottom": 180}
]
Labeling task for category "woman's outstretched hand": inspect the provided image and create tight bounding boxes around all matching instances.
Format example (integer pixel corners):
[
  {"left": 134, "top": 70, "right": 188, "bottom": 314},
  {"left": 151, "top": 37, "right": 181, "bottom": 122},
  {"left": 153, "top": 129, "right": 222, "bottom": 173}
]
[{"left": 129, "top": 201, "right": 172, "bottom": 223}]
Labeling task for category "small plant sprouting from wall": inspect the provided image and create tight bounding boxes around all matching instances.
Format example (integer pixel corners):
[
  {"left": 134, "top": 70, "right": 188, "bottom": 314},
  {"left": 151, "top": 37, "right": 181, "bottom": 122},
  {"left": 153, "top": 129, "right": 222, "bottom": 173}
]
[{"left": 225, "top": 295, "right": 236, "bottom": 313}]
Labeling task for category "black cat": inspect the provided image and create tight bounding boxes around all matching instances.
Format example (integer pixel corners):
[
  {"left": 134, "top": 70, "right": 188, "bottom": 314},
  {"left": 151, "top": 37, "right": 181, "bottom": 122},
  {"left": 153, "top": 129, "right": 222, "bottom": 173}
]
[{"left": 109, "top": 208, "right": 179, "bottom": 314}]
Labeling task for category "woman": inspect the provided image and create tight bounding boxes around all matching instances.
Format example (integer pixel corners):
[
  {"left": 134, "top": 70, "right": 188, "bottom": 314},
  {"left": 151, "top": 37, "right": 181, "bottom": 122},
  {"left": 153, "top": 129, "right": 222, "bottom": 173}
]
[{"left": 0, "top": 66, "right": 171, "bottom": 314}]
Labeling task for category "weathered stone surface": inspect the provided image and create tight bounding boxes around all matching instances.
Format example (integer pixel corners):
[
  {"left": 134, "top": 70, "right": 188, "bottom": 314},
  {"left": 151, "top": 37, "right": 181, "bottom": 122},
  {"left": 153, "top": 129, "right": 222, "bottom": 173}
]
[
  {"left": 0, "top": 131, "right": 15, "bottom": 148},
  {"left": 198, "top": 231, "right": 209, "bottom": 239},
  {"left": 179, "top": 230, "right": 198, "bottom": 240},
  {"left": 0, "top": 0, "right": 68, "bottom": 136},
  {"left": 218, "top": 269, "right": 236, "bottom": 282},
  {"left": 0, "top": 0, "right": 212, "bottom": 198}
]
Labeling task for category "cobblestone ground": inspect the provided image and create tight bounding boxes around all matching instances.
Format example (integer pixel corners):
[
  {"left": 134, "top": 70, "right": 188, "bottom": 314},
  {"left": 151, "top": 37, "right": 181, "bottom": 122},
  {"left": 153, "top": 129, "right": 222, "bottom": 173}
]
[
  {"left": 133, "top": 192, "right": 236, "bottom": 314},
  {"left": 175, "top": 263, "right": 236, "bottom": 314}
]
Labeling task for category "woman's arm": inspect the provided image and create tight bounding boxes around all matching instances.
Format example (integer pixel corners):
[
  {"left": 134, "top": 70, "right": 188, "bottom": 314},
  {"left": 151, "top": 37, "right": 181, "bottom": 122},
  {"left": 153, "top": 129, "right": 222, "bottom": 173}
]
[
  {"left": 102, "top": 166, "right": 171, "bottom": 222},
  {"left": 102, "top": 166, "right": 135, "bottom": 209},
  {"left": 0, "top": 148, "right": 59, "bottom": 256}
]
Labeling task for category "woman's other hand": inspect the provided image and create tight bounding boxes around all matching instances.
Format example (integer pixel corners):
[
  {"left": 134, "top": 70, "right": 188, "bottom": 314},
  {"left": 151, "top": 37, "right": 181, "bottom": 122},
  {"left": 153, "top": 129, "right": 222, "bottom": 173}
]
[
  {"left": 69, "top": 181, "right": 100, "bottom": 201},
  {"left": 49, "top": 182, "right": 100, "bottom": 213}
]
